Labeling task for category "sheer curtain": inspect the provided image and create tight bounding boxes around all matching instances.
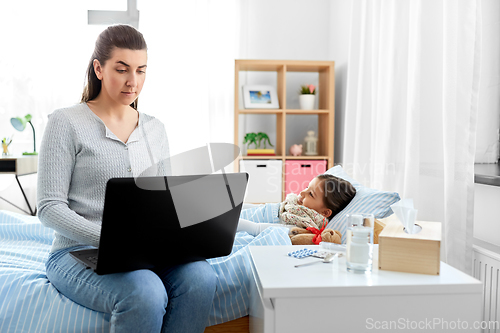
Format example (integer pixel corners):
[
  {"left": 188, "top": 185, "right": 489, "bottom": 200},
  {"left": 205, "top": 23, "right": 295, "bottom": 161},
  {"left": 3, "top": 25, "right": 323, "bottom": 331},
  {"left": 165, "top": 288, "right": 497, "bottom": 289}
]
[{"left": 343, "top": 0, "right": 481, "bottom": 273}]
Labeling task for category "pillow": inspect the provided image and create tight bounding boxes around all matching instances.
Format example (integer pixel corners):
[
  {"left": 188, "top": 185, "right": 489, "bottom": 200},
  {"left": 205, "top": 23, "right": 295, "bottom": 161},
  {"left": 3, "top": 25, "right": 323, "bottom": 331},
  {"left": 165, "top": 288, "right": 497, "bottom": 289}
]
[{"left": 324, "top": 165, "right": 400, "bottom": 243}]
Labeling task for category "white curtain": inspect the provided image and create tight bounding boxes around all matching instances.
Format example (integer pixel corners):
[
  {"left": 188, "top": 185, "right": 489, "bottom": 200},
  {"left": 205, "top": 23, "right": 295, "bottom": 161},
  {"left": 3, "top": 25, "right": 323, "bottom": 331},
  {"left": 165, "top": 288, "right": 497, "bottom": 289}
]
[{"left": 343, "top": 0, "right": 482, "bottom": 273}]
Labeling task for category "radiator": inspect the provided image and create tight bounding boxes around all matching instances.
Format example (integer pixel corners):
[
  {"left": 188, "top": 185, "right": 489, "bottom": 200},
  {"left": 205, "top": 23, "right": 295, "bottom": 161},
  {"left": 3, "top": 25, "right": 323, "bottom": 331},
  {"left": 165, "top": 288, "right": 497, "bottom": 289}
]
[{"left": 473, "top": 245, "right": 500, "bottom": 332}]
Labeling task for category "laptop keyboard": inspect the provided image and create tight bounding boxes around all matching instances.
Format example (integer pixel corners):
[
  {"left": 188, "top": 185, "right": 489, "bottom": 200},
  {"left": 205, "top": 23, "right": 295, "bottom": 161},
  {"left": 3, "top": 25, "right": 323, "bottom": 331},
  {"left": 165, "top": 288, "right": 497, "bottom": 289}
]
[{"left": 87, "top": 256, "right": 98, "bottom": 265}]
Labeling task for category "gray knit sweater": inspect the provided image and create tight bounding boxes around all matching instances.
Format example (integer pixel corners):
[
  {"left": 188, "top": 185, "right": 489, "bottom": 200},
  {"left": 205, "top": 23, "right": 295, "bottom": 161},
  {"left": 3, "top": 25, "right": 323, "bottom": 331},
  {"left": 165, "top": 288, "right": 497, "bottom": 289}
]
[{"left": 37, "top": 103, "right": 171, "bottom": 253}]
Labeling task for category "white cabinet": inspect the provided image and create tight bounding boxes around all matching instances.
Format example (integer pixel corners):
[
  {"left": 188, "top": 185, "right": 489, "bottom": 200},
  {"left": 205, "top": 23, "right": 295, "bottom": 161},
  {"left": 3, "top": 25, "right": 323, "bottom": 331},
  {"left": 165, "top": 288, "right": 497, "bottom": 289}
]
[
  {"left": 474, "top": 183, "right": 500, "bottom": 247},
  {"left": 239, "top": 160, "right": 282, "bottom": 203}
]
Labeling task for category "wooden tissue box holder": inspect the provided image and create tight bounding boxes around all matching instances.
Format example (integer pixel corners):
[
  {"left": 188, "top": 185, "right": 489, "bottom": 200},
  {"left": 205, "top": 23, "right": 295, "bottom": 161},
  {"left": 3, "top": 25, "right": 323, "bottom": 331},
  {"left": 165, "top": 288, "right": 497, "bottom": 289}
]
[{"left": 378, "top": 218, "right": 441, "bottom": 275}]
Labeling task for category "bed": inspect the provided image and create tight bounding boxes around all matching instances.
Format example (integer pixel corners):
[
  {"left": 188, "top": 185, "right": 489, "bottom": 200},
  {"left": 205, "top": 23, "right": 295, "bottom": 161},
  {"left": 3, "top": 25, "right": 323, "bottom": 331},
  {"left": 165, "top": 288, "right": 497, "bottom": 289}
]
[
  {"left": 0, "top": 209, "right": 292, "bottom": 332},
  {"left": 0, "top": 166, "right": 400, "bottom": 332}
]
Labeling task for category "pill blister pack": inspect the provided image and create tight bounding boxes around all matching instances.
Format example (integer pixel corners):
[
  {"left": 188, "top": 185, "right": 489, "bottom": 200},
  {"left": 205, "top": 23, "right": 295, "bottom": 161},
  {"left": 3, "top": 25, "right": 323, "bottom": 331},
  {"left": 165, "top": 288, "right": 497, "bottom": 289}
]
[{"left": 287, "top": 248, "right": 332, "bottom": 259}]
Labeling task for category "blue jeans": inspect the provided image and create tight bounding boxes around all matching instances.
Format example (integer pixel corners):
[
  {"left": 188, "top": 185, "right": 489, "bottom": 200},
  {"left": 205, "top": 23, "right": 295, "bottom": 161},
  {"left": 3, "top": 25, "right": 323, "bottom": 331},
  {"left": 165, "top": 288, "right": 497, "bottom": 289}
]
[{"left": 45, "top": 246, "right": 217, "bottom": 333}]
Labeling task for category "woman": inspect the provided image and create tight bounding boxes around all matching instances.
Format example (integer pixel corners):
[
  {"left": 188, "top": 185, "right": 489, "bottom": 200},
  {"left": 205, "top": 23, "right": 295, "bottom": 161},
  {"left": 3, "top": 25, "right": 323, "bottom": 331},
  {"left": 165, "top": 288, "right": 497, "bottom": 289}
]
[{"left": 37, "top": 24, "right": 217, "bottom": 333}]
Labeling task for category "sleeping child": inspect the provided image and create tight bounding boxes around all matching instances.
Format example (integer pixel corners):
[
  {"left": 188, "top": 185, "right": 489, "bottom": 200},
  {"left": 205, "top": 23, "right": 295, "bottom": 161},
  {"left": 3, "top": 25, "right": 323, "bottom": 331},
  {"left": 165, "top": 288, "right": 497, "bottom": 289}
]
[{"left": 237, "top": 174, "right": 356, "bottom": 236}]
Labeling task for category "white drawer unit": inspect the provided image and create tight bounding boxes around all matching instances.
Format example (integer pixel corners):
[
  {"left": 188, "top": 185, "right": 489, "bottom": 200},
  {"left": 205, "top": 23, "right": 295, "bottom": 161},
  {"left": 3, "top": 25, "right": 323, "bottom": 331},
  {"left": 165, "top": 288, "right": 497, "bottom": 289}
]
[{"left": 239, "top": 160, "right": 282, "bottom": 203}]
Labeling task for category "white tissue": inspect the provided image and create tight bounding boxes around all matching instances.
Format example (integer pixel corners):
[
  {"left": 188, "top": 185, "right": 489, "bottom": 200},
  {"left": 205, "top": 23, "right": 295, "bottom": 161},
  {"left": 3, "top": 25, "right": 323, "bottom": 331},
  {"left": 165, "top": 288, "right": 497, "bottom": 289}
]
[{"left": 391, "top": 199, "right": 419, "bottom": 234}]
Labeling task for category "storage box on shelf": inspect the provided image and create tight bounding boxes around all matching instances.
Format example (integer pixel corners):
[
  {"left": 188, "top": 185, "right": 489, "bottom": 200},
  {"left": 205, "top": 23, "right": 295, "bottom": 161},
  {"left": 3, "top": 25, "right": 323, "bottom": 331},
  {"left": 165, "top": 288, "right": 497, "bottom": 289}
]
[
  {"left": 234, "top": 60, "right": 335, "bottom": 201},
  {"left": 240, "top": 160, "right": 282, "bottom": 203},
  {"left": 284, "top": 160, "right": 327, "bottom": 196}
]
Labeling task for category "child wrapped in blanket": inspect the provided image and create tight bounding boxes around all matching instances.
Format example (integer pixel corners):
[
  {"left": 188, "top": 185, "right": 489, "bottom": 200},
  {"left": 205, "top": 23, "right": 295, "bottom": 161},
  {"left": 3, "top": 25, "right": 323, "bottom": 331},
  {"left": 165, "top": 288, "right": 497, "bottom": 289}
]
[{"left": 237, "top": 174, "right": 356, "bottom": 238}]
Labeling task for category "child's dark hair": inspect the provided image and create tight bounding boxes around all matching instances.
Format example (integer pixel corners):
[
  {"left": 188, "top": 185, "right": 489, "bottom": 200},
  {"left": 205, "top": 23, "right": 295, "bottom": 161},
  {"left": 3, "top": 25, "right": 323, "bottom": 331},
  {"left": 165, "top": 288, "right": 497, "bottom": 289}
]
[{"left": 317, "top": 174, "right": 356, "bottom": 221}]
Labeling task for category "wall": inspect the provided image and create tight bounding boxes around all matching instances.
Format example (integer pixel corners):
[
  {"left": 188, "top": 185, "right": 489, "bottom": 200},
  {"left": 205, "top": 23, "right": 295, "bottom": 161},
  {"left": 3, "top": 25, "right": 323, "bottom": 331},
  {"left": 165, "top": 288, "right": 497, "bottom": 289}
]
[
  {"left": 475, "top": 0, "right": 500, "bottom": 164},
  {"left": 239, "top": 0, "right": 331, "bottom": 61},
  {"left": 238, "top": 0, "right": 351, "bottom": 163},
  {"left": 473, "top": 0, "right": 500, "bottom": 248},
  {"left": 328, "top": 0, "right": 352, "bottom": 164}
]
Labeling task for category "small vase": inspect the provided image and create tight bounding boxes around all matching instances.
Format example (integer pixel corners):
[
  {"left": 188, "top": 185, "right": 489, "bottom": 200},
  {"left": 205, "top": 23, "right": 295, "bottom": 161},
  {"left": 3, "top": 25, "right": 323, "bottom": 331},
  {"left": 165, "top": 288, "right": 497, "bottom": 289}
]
[
  {"left": 2, "top": 144, "right": 9, "bottom": 156},
  {"left": 299, "top": 94, "right": 315, "bottom": 110}
]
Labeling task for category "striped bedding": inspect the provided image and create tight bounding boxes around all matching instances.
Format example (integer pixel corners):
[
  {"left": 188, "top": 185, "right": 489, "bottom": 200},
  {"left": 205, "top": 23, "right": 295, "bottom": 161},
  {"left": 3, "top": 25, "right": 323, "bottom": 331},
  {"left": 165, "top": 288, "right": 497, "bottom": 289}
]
[{"left": 0, "top": 209, "right": 290, "bottom": 332}]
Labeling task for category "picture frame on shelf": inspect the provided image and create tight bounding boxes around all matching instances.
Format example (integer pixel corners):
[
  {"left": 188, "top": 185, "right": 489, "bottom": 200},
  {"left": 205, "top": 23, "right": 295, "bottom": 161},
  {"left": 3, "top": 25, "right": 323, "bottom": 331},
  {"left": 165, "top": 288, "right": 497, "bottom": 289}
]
[{"left": 242, "top": 85, "right": 279, "bottom": 109}]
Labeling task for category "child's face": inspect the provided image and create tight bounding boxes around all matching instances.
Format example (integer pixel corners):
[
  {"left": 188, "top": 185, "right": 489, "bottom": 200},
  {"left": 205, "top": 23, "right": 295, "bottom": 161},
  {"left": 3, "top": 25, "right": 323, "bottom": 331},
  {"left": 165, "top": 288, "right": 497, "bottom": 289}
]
[{"left": 298, "top": 178, "right": 332, "bottom": 218}]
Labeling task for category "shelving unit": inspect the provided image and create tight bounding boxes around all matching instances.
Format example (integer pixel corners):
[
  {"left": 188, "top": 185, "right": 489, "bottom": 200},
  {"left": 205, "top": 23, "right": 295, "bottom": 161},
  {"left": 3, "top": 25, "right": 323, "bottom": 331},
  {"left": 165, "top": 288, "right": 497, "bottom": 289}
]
[{"left": 234, "top": 59, "right": 335, "bottom": 201}]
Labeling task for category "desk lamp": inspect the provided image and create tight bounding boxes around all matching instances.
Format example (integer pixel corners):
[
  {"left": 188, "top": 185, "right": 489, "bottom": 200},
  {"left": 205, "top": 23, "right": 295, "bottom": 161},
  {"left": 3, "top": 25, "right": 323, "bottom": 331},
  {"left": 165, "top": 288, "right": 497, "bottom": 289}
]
[{"left": 10, "top": 114, "right": 38, "bottom": 155}]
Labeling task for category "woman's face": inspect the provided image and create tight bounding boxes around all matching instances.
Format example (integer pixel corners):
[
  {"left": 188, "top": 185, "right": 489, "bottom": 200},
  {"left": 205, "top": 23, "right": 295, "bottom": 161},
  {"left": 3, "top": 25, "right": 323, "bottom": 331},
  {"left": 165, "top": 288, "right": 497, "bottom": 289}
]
[
  {"left": 298, "top": 177, "right": 332, "bottom": 218},
  {"left": 94, "top": 47, "right": 147, "bottom": 107}
]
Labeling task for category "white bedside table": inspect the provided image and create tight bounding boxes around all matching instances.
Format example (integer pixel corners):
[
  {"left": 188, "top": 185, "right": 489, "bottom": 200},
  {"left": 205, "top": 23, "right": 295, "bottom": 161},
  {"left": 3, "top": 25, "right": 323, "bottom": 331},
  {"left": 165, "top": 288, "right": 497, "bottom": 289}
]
[{"left": 249, "top": 245, "right": 482, "bottom": 333}]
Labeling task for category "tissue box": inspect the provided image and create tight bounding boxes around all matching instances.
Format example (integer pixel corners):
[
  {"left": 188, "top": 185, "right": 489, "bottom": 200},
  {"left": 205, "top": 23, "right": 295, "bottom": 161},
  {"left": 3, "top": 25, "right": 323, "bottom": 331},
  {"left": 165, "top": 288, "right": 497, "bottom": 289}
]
[{"left": 378, "top": 218, "right": 441, "bottom": 275}]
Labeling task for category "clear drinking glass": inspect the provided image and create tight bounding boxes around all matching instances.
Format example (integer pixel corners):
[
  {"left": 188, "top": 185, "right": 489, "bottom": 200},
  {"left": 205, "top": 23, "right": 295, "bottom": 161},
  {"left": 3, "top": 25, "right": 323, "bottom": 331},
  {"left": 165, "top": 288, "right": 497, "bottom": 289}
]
[{"left": 345, "top": 213, "right": 374, "bottom": 273}]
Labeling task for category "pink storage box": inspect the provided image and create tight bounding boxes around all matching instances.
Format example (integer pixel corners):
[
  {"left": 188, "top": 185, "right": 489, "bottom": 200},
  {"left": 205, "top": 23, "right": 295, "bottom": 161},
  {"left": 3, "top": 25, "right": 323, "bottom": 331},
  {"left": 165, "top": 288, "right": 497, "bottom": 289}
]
[{"left": 284, "top": 160, "right": 327, "bottom": 196}]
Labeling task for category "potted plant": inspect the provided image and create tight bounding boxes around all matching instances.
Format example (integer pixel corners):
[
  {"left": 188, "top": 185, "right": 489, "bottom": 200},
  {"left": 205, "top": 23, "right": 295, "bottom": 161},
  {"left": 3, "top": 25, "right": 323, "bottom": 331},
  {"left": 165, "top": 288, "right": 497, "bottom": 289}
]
[
  {"left": 299, "top": 84, "right": 316, "bottom": 110},
  {"left": 243, "top": 132, "right": 275, "bottom": 156}
]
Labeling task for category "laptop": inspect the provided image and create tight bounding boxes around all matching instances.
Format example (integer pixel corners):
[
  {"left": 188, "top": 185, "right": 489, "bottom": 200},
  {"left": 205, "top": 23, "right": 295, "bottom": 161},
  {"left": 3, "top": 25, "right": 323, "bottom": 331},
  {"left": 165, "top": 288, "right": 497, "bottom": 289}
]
[{"left": 70, "top": 172, "right": 248, "bottom": 275}]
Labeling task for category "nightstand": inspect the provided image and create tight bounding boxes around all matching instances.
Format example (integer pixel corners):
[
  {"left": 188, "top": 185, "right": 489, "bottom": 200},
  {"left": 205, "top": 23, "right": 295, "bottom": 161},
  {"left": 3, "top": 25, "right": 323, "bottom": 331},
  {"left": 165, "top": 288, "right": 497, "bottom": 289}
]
[
  {"left": 0, "top": 155, "right": 38, "bottom": 215},
  {"left": 249, "top": 245, "right": 482, "bottom": 333}
]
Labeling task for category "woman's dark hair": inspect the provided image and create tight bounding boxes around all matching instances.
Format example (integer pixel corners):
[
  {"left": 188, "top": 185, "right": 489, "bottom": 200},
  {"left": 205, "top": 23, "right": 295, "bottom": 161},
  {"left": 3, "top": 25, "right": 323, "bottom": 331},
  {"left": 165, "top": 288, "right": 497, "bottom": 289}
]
[
  {"left": 81, "top": 24, "right": 147, "bottom": 110},
  {"left": 317, "top": 174, "right": 357, "bottom": 221}
]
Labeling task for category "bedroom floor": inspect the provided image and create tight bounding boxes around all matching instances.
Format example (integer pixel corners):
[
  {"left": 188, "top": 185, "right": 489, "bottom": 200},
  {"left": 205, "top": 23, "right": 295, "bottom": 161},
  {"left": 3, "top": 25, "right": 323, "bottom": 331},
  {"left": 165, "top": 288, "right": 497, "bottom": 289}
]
[{"left": 204, "top": 316, "right": 249, "bottom": 333}]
